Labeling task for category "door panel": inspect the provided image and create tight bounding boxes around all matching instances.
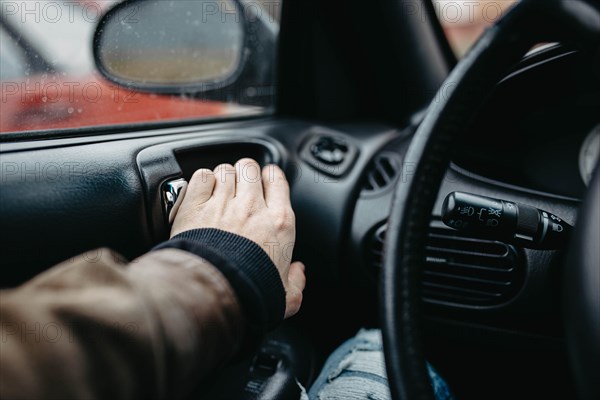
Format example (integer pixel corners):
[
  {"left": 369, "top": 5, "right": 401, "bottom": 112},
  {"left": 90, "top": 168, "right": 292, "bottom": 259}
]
[{"left": 0, "top": 119, "right": 397, "bottom": 286}]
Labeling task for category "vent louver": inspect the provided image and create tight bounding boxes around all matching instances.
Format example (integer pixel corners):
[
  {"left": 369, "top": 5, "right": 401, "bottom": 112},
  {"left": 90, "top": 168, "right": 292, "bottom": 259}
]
[
  {"left": 362, "top": 154, "right": 399, "bottom": 192},
  {"left": 369, "top": 221, "right": 524, "bottom": 308}
]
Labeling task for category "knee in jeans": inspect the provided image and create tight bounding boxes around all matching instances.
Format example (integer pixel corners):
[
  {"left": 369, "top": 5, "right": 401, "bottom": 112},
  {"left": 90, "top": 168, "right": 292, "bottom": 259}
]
[{"left": 317, "top": 347, "right": 390, "bottom": 399}]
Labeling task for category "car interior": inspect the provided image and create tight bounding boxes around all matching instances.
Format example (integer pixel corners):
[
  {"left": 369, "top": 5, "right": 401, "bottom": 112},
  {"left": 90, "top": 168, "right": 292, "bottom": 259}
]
[{"left": 0, "top": 0, "right": 598, "bottom": 399}]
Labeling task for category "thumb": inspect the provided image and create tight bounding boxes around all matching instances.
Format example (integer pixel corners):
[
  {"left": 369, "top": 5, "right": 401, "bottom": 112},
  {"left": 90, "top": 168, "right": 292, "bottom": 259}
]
[{"left": 284, "top": 261, "right": 306, "bottom": 319}]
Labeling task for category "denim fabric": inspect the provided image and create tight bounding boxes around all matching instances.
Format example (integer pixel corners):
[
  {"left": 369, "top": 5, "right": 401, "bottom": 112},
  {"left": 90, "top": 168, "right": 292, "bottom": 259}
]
[{"left": 307, "top": 329, "right": 454, "bottom": 400}]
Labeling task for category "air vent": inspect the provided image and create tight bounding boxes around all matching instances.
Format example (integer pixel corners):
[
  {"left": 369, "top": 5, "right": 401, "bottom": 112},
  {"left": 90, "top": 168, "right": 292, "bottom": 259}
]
[
  {"left": 362, "top": 154, "right": 399, "bottom": 192},
  {"left": 368, "top": 221, "right": 524, "bottom": 308}
]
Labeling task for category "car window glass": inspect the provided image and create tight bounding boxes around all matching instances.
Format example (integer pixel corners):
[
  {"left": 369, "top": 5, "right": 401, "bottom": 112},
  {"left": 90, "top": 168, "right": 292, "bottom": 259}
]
[{"left": 0, "top": 0, "right": 282, "bottom": 135}]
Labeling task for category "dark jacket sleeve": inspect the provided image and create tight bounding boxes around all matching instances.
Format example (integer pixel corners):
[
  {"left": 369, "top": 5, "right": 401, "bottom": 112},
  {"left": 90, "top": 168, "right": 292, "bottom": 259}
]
[
  {"left": 154, "top": 228, "right": 286, "bottom": 338},
  {"left": 0, "top": 247, "right": 245, "bottom": 400}
]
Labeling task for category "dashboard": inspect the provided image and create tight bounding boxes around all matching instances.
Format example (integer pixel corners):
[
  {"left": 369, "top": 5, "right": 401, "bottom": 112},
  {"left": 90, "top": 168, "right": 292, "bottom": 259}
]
[
  {"left": 347, "top": 46, "right": 598, "bottom": 338},
  {"left": 452, "top": 48, "right": 600, "bottom": 199},
  {"left": 0, "top": 45, "right": 597, "bottom": 347}
]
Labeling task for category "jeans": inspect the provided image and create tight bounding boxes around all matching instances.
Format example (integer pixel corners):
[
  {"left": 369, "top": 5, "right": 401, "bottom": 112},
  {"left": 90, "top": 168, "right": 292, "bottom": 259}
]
[{"left": 305, "top": 329, "right": 454, "bottom": 400}]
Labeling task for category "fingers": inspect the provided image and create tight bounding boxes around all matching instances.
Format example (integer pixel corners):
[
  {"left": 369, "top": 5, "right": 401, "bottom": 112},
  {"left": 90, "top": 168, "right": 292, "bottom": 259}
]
[
  {"left": 186, "top": 168, "right": 216, "bottom": 205},
  {"left": 262, "top": 164, "right": 291, "bottom": 209},
  {"left": 212, "top": 163, "right": 237, "bottom": 200},
  {"left": 285, "top": 261, "right": 306, "bottom": 319},
  {"left": 235, "top": 158, "right": 264, "bottom": 201}
]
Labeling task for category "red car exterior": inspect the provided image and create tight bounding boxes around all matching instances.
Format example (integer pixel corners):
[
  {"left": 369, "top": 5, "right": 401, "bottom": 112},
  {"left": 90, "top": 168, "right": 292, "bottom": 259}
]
[{"left": 1, "top": 73, "right": 230, "bottom": 133}]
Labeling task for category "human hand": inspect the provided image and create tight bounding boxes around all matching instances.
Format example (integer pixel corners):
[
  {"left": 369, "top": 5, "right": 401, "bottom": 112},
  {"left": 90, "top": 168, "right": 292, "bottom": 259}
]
[{"left": 170, "top": 158, "right": 306, "bottom": 319}]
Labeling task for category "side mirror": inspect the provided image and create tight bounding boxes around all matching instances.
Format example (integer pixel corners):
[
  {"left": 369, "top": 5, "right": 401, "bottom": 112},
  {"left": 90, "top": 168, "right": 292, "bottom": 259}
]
[{"left": 93, "top": 0, "right": 277, "bottom": 106}]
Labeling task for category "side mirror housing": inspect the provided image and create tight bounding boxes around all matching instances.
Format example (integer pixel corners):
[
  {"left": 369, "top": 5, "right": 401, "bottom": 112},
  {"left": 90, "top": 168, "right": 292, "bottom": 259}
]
[{"left": 93, "top": 0, "right": 277, "bottom": 106}]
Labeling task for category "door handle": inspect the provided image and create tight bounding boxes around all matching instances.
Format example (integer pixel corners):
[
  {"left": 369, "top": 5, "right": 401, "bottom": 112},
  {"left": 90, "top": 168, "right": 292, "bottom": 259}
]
[{"left": 163, "top": 178, "right": 188, "bottom": 224}]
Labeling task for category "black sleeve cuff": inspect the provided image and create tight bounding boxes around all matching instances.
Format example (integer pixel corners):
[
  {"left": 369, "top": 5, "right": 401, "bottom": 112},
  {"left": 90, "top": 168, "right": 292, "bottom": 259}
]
[{"left": 152, "top": 228, "right": 286, "bottom": 337}]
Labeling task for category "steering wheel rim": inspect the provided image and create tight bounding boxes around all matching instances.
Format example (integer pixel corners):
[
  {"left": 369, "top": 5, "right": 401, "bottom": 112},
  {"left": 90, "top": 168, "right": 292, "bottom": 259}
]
[{"left": 381, "top": 1, "right": 600, "bottom": 399}]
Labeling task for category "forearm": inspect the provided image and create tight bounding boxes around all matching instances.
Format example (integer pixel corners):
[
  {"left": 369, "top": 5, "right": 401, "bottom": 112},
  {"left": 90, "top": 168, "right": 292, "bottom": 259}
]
[{"left": 0, "top": 248, "right": 243, "bottom": 400}]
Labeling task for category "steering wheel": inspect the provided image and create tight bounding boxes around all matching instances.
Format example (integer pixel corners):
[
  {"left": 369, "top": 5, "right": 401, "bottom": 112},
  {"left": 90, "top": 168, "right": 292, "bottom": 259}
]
[{"left": 381, "top": 1, "right": 600, "bottom": 399}]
